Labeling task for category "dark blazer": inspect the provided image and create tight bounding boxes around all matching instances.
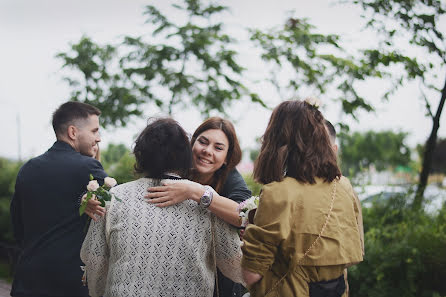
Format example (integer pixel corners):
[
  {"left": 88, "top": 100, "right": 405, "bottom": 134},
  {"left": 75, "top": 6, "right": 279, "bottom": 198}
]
[{"left": 10, "top": 141, "right": 107, "bottom": 297}]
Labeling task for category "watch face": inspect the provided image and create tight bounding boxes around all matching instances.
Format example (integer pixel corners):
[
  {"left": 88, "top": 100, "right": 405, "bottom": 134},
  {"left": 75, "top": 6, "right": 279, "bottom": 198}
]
[{"left": 201, "top": 195, "right": 211, "bottom": 206}]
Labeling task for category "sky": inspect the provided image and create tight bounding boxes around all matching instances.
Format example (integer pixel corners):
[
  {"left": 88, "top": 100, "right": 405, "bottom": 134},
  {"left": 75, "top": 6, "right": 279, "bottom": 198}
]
[{"left": 1, "top": 0, "right": 445, "bottom": 161}]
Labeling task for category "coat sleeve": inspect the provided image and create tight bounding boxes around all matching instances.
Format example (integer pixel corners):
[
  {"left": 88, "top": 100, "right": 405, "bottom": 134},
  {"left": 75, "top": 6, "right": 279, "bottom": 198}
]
[
  {"left": 88, "top": 158, "right": 108, "bottom": 183},
  {"left": 241, "top": 182, "right": 293, "bottom": 276},
  {"left": 213, "top": 215, "right": 245, "bottom": 285},
  {"left": 352, "top": 191, "right": 365, "bottom": 256},
  {"left": 10, "top": 172, "right": 24, "bottom": 247},
  {"left": 80, "top": 210, "right": 110, "bottom": 297}
]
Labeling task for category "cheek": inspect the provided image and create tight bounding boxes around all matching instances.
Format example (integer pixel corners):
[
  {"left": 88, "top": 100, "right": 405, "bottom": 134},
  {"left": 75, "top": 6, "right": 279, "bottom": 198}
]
[
  {"left": 217, "top": 151, "right": 228, "bottom": 165},
  {"left": 192, "top": 145, "right": 200, "bottom": 158}
]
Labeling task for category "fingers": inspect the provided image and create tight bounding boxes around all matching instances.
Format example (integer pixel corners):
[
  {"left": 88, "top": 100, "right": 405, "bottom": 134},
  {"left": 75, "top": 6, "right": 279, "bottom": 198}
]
[
  {"left": 145, "top": 195, "right": 179, "bottom": 208},
  {"left": 154, "top": 201, "right": 174, "bottom": 208},
  {"left": 145, "top": 192, "right": 167, "bottom": 199},
  {"left": 85, "top": 210, "right": 98, "bottom": 221},
  {"left": 94, "top": 207, "right": 106, "bottom": 217},
  {"left": 85, "top": 199, "right": 106, "bottom": 217},
  {"left": 87, "top": 198, "right": 101, "bottom": 206},
  {"left": 146, "top": 185, "right": 168, "bottom": 193},
  {"left": 145, "top": 196, "right": 171, "bottom": 204}
]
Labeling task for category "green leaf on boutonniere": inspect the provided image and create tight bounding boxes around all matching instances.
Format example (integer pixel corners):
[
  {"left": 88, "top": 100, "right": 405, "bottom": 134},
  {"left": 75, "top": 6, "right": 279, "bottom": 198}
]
[{"left": 89, "top": 174, "right": 94, "bottom": 180}]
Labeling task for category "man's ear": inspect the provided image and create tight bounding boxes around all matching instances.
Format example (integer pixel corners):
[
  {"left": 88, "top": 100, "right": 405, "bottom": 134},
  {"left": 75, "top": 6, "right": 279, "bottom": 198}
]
[{"left": 67, "top": 125, "right": 77, "bottom": 141}]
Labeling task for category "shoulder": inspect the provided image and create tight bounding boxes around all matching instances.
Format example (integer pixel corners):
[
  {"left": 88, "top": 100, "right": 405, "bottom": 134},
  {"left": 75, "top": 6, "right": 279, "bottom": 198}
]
[
  {"left": 223, "top": 168, "right": 245, "bottom": 188},
  {"left": 110, "top": 179, "right": 140, "bottom": 194},
  {"left": 14, "top": 153, "right": 48, "bottom": 182},
  {"left": 260, "top": 177, "right": 301, "bottom": 205},
  {"left": 337, "top": 176, "right": 356, "bottom": 197},
  {"left": 221, "top": 169, "right": 251, "bottom": 202},
  {"left": 262, "top": 177, "right": 300, "bottom": 194},
  {"left": 77, "top": 155, "right": 107, "bottom": 179},
  {"left": 339, "top": 175, "right": 353, "bottom": 189}
]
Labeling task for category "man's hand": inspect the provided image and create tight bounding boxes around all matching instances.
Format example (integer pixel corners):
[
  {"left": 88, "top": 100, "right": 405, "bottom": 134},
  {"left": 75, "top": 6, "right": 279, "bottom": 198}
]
[{"left": 85, "top": 197, "right": 106, "bottom": 221}]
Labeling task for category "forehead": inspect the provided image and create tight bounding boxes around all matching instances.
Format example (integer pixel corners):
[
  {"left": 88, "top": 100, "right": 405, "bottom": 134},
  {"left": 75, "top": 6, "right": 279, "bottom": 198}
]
[{"left": 198, "top": 129, "right": 229, "bottom": 146}]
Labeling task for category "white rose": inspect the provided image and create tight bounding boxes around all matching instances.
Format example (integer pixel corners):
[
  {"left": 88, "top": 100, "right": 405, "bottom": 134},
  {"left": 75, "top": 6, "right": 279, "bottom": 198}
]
[
  {"left": 104, "top": 177, "right": 117, "bottom": 188},
  {"left": 87, "top": 180, "right": 100, "bottom": 192}
]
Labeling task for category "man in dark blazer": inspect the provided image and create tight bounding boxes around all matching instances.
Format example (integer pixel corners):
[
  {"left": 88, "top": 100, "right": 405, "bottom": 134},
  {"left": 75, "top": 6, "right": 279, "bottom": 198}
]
[{"left": 10, "top": 101, "right": 107, "bottom": 297}]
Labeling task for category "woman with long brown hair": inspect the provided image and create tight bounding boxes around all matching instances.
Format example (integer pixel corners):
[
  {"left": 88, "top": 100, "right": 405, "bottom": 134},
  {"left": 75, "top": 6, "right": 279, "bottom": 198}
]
[
  {"left": 241, "top": 100, "right": 363, "bottom": 297},
  {"left": 145, "top": 117, "right": 251, "bottom": 297}
]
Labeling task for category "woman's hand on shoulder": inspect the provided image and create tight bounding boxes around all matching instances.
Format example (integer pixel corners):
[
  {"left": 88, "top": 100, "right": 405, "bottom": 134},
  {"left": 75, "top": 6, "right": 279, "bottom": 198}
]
[{"left": 145, "top": 181, "right": 203, "bottom": 207}]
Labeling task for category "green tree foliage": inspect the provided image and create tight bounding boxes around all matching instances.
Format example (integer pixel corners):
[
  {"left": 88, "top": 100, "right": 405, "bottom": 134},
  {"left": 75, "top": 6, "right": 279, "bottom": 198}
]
[
  {"left": 250, "top": 17, "right": 384, "bottom": 117},
  {"left": 57, "top": 0, "right": 264, "bottom": 127},
  {"left": 349, "top": 194, "right": 446, "bottom": 297},
  {"left": 338, "top": 130, "right": 412, "bottom": 177},
  {"left": 0, "top": 158, "right": 22, "bottom": 244},
  {"left": 100, "top": 144, "right": 136, "bottom": 185},
  {"left": 348, "top": 0, "right": 446, "bottom": 208},
  {"left": 242, "top": 173, "right": 261, "bottom": 196},
  {"left": 100, "top": 143, "right": 129, "bottom": 168},
  {"left": 56, "top": 37, "right": 144, "bottom": 127}
]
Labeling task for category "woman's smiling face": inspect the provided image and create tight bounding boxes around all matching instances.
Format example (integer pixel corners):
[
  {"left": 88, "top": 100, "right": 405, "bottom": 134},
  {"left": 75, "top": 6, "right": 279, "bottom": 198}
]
[{"left": 192, "top": 129, "right": 229, "bottom": 182}]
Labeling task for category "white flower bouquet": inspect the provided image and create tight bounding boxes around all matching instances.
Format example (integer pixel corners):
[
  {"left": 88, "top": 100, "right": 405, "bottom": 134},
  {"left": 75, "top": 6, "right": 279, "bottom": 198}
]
[
  {"left": 237, "top": 196, "right": 260, "bottom": 227},
  {"left": 79, "top": 175, "right": 119, "bottom": 215}
]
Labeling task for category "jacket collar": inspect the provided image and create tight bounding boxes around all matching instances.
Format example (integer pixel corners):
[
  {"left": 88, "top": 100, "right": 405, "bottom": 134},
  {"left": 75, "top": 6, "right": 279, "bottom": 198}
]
[{"left": 50, "top": 140, "right": 76, "bottom": 152}]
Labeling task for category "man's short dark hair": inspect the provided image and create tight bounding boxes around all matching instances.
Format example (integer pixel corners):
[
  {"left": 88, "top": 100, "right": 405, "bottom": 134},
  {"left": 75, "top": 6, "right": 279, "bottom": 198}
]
[
  {"left": 133, "top": 118, "right": 192, "bottom": 178},
  {"left": 52, "top": 101, "right": 101, "bottom": 137},
  {"left": 324, "top": 119, "right": 336, "bottom": 142}
]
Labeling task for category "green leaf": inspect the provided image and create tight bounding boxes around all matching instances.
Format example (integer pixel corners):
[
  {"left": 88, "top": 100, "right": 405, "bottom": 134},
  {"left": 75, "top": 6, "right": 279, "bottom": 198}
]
[{"left": 79, "top": 201, "right": 87, "bottom": 216}]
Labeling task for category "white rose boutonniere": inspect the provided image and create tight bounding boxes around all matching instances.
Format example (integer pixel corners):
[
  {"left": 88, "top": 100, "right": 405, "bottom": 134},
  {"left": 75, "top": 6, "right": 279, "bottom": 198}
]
[{"left": 79, "top": 174, "right": 120, "bottom": 216}]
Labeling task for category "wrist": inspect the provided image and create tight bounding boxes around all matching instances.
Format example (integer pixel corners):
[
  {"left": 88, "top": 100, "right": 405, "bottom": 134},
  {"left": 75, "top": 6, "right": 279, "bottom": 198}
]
[
  {"left": 199, "top": 185, "right": 214, "bottom": 208},
  {"left": 190, "top": 183, "right": 204, "bottom": 202}
]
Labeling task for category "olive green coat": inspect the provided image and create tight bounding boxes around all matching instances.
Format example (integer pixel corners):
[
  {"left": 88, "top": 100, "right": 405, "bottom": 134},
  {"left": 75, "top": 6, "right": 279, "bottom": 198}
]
[{"left": 241, "top": 176, "right": 364, "bottom": 297}]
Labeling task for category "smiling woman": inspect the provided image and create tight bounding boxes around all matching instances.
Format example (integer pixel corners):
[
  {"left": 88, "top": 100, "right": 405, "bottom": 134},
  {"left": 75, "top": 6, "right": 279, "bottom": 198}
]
[
  {"left": 145, "top": 117, "right": 250, "bottom": 226},
  {"left": 146, "top": 117, "right": 251, "bottom": 297}
]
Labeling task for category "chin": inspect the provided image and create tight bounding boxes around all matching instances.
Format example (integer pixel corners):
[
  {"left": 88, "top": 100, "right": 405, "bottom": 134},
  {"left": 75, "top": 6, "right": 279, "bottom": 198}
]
[{"left": 81, "top": 150, "right": 94, "bottom": 157}]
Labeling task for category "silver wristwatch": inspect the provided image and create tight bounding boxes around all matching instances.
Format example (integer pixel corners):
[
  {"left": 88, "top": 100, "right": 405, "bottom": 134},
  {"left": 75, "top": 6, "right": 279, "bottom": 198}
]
[{"left": 200, "top": 186, "right": 214, "bottom": 208}]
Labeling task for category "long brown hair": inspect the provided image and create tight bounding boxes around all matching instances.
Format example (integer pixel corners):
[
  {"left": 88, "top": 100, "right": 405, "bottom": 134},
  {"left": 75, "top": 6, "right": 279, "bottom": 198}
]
[
  {"left": 191, "top": 117, "right": 242, "bottom": 193},
  {"left": 253, "top": 100, "right": 341, "bottom": 185}
]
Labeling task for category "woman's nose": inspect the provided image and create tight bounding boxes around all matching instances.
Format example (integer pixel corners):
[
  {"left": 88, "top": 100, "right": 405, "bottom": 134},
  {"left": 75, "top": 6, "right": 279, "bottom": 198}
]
[{"left": 202, "top": 146, "right": 211, "bottom": 155}]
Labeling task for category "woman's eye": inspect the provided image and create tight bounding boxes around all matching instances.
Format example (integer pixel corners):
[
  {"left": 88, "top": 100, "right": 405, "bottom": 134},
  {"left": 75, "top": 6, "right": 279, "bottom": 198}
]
[
  {"left": 198, "top": 139, "right": 207, "bottom": 145},
  {"left": 215, "top": 146, "right": 223, "bottom": 151}
]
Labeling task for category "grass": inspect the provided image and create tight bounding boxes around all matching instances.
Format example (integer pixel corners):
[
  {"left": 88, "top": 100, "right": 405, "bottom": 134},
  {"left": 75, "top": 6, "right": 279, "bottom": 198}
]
[{"left": 0, "top": 260, "right": 12, "bottom": 283}]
